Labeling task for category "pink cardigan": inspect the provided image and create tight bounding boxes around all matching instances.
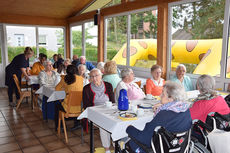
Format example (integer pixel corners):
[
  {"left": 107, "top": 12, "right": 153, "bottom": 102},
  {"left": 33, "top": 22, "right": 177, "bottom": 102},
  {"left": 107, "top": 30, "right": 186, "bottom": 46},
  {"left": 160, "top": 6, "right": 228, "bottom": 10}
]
[{"left": 190, "top": 96, "right": 230, "bottom": 122}]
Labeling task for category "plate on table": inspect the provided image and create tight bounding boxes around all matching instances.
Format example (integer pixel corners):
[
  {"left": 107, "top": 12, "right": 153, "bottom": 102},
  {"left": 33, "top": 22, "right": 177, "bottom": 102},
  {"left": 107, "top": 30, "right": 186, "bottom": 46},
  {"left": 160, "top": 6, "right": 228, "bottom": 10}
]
[
  {"left": 138, "top": 103, "right": 153, "bottom": 109},
  {"left": 119, "top": 112, "right": 137, "bottom": 118}
]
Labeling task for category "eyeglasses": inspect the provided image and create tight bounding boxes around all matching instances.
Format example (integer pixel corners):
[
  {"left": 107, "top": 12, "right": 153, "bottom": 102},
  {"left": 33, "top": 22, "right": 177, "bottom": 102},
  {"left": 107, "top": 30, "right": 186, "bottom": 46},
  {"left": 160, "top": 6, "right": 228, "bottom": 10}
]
[{"left": 90, "top": 74, "right": 100, "bottom": 78}]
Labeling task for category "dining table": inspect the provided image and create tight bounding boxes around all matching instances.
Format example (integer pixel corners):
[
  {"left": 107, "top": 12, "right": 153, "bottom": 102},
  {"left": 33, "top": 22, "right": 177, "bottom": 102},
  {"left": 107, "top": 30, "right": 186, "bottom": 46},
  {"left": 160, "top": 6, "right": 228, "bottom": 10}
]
[{"left": 78, "top": 98, "right": 160, "bottom": 153}]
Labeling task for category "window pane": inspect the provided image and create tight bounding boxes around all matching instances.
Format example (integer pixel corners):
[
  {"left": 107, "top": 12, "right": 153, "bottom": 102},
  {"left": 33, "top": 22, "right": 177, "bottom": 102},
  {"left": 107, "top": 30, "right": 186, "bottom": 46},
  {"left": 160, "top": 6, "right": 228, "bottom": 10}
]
[
  {"left": 6, "top": 26, "right": 36, "bottom": 63},
  {"left": 85, "top": 22, "right": 98, "bottom": 62},
  {"left": 106, "top": 15, "right": 127, "bottom": 65},
  {"left": 38, "top": 27, "right": 64, "bottom": 60},
  {"left": 71, "top": 25, "right": 82, "bottom": 58},
  {"left": 171, "top": 0, "right": 225, "bottom": 77},
  {"left": 130, "top": 9, "right": 158, "bottom": 68},
  {"left": 0, "top": 30, "right": 2, "bottom": 64}
]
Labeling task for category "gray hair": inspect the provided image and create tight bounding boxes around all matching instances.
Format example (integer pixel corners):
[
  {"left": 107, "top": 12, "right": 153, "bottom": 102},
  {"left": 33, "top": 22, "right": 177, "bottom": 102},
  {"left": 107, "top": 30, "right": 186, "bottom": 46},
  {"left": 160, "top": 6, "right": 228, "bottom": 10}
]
[
  {"left": 97, "top": 62, "right": 105, "bottom": 70},
  {"left": 78, "top": 64, "right": 86, "bottom": 70},
  {"left": 43, "top": 60, "right": 52, "bottom": 67},
  {"left": 176, "top": 64, "right": 186, "bottom": 72},
  {"left": 90, "top": 68, "right": 102, "bottom": 76},
  {"left": 164, "top": 81, "right": 186, "bottom": 101},
  {"left": 121, "top": 68, "right": 133, "bottom": 79},
  {"left": 197, "top": 75, "right": 216, "bottom": 94}
]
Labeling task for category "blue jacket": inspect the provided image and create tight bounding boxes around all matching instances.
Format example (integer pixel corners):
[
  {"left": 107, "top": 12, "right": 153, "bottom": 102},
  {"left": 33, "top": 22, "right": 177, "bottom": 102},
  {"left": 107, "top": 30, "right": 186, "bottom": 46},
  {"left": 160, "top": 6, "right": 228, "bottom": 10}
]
[
  {"left": 126, "top": 110, "right": 192, "bottom": 152},
  {"left": 76, "top": 61, "right": 95, "bottom": 71}
]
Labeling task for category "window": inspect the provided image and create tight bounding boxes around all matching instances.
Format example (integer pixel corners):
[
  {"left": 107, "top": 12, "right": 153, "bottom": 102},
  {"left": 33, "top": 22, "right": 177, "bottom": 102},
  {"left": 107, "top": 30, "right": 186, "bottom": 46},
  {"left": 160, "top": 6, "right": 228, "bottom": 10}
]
[
  {"left": 130, "top": 9, "right": 158, "bottom": 68},
  {"left": 106, "top": 15, "right": 127, "bottom": 65},
  {"left": 226, "top": 23, "right": 230, "bottom": 78},
  {"left": 85, "top": 21, "right": 98, "bottom": 62},
  {"left": 39, "top": 35, "right": 47, "bottom": 45},
  {"left": 6, "top": 26, "right": 36, "bottom": 62},
  {"left": 170, "top": 0, "right": 225, "bottom": 77},
  {"left": 71, "top": 25, "right": 82, "bottom": 58},
  {"left": 38, "top": 27, "right": 64, "bottom": 60}
]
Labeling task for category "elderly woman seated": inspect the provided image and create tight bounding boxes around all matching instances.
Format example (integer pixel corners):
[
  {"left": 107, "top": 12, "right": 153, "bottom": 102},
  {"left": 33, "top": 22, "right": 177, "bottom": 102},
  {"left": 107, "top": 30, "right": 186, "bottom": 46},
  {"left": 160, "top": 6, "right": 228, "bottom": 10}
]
[
  {"left": 97, "top": 62, "right": 105, "bottom": 74},
  {"left": 38, "top": 61, "right": 60, "bottom": 120},
  {"left": 83, "top": 68, "right": 114, "bottom": 153},
  {"left": 55, "top": 65, "right": 84, "bottom": 130},
  {"left": 170, "top": 64, "right": 193, "bottom": 91},
  {"left": 103, "top": 61, "right": 121, "bottom": 91},
  {"left": 38, "top": 61, "right": 60, "bottom": 87},
  {"left": 190, "top": 75, "right": 230, "bottom": 122},
  {"left": 78, "top": 64, "right": 90, "bottom": 86},
  {"left": 146, "top": 65, "right": 165, "bottom": 96},
  {"left": 126, "top": 81, "right": 192, "bottom": 153},
  {"left": 30, "top": 53, "right": 47, "bottom": 75},
  {"left": 115, "top": 68, "right": 145, "bottom": 102}
]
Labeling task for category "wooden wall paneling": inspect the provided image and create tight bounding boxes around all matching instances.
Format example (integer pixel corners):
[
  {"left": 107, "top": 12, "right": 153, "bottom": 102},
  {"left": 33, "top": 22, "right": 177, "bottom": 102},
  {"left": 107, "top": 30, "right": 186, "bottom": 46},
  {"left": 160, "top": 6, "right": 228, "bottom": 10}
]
[
  {"left": 65, "top": 23, "right": 71, "bottom": 58},
  {"left": 97, "top": 14, "right": 104, "bottom": 62},
  {"left": 68, "top": 0, "right": 179, "bottom": 23},
  {"left": 0, "top": 14, "right": 67, "bottom": 26},
  {"left": 157, "top": 3, "right": 168, "bottom": 79}
]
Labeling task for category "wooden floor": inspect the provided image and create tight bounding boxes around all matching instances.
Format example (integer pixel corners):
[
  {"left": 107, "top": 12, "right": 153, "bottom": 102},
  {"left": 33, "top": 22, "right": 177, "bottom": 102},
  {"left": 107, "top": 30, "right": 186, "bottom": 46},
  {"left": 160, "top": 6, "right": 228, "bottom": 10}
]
[{"left": 0, "top": 88, "right": 104, "bottom": 153}]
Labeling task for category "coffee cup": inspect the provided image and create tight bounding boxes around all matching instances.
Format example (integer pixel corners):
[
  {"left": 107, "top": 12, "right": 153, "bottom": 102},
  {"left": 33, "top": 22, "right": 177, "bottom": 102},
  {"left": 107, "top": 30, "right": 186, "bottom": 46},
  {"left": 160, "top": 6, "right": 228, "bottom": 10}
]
[
  {"left": 146, "top": 94, "right": 153, "bottom": 100},
  {"left": 131, "top": 105, "right": 137, "bottom": 113},
  {"left": 105, "top": 101, "right": 112, "bottom": 108},
  {"left": 137, "top": 108, "right": 144, "bottom": 116}
]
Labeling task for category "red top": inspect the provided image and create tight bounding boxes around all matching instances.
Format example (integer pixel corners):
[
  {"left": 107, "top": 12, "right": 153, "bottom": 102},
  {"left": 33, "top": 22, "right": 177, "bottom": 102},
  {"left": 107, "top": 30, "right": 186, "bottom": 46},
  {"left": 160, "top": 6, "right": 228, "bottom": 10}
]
[
  {"left": 190, "top": 96, "right": 230, "bottom": 122},
  {"left": 146, "top": 78, "right": 165, "bottom": 96}
]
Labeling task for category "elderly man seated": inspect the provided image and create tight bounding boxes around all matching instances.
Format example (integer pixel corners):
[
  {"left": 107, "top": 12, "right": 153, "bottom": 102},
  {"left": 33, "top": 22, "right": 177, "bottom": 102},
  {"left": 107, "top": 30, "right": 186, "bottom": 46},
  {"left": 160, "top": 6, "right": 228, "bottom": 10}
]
[
  {"left": 72, "top": 54, "right": 79, "bottom": 66},
  {"left": 170, "top": 64, "right": 193, "bottom": 91},
  {"left": 75, "top": 56, "right": 95, "bottom": 71},
  {"left": 30, "top": 53, "right": 47, "bottom": 75},
  {"left": 115, "top": 68, "right": 145, "bottom": 102}
]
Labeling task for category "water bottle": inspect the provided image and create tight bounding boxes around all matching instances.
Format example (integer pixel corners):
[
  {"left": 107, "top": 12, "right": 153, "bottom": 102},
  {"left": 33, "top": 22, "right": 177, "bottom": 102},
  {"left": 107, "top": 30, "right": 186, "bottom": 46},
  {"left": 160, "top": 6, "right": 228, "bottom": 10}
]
[{"left": 118, "top": 89, "right": 129, "bottom": 111}]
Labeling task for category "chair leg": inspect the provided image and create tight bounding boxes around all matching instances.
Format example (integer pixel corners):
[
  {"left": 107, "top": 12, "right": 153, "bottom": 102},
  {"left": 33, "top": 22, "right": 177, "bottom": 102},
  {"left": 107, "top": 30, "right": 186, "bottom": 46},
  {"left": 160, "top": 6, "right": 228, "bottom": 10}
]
[
  {"left": 58, "top": 114, "right": 61, "bottom": 137},
  {"left": 81, "top": 126, "right": 84, "bottom": 144},
  {"left": 61, "top": 113, "right": 68, "bottom": 143},
  {"left": 16, "top": 94, "right": 25, "bottom": 110}
]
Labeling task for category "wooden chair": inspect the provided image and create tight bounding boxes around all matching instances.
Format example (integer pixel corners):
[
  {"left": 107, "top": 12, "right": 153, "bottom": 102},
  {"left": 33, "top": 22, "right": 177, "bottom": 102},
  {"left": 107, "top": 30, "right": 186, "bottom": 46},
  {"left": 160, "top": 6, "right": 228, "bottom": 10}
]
[
  {"left": 58, "top": 91, "right": 84, "bottom": 143},
  {"left": 13, "top": 74, "right": 31, "bottom": 110},
  {"left": 135, "top": 81, "right": 141, "bottom": 88}
]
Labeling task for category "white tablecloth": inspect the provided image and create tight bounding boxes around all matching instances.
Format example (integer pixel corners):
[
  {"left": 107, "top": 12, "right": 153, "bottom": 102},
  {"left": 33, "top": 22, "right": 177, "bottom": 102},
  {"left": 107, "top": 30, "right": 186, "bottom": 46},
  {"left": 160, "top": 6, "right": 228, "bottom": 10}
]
[
  {"left": 36, "top": 86, "right": 66, "bottom": 102},
  {"left": 22, "top": 75, "right": 39, "bottom": 85},
  {"left": 78, "top": 99, "right": 159, "bottom": 141}
]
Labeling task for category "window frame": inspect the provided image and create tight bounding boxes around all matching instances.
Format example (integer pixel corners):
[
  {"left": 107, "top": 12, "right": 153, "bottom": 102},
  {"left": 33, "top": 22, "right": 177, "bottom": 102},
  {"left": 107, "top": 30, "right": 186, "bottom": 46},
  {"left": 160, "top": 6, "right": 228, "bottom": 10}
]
[
  {"left": 167, "top": 0, "right": 230, "bottom": 91},
  {"left": 104, "top": 6, "right": 158, "bottom": 75}
]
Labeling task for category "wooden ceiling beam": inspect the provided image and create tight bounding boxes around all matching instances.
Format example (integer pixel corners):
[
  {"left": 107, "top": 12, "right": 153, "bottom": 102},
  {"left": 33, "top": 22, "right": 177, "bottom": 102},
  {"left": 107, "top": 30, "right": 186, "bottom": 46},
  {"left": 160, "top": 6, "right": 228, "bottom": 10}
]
[
  {"left": 68, "top": 0, "right": 180, "bottom": 23},
  {"left": 0, "top": 14, "right": 67, "bottom": 26}
]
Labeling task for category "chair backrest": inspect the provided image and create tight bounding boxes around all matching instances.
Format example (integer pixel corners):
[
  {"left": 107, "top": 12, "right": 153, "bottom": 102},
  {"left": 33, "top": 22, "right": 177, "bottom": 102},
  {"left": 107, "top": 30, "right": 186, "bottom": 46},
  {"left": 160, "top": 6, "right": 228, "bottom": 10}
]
[
  {"left": 66, "top": 91, "right": 83, "bottom": 113},
  {"left": 13, "top": 74, "right": 22, "bottom": 94},
  {"left": 135, "top": 81, "right": 141, "bottom": 88},
  {"left": 151, "top": 126, "right": 191, "bottom": 153}
]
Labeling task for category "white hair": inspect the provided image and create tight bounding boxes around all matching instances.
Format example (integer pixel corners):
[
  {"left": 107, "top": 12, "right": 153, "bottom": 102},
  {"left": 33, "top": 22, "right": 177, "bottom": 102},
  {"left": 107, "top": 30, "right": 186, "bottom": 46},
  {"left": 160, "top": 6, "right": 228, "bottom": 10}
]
[
  {"left": 78, "top": 64, "right": 86, "bottom": 70},
  {"left": 176, "top": 64, "right": 186, "bottom": 72},
  {"left": 97, "top": 62, "right": 105, "bottom": 70},
  {"left": 90, "top": 68, "right": 102, "bottom": 76},
  {"left": 197, "top": 75, "right": 216, "bottom": 94},
  {"left": 164, "top": 81, "right": 186, "bottom": 101},
  {"left": 43, "top": 60, "right": 52, "bottom": 67},
  {"left": 80, "top": 56, "right": 86, "bottom": 60},
  {"left": 121, "top": 68, "right": 133, "bottom": 79}
]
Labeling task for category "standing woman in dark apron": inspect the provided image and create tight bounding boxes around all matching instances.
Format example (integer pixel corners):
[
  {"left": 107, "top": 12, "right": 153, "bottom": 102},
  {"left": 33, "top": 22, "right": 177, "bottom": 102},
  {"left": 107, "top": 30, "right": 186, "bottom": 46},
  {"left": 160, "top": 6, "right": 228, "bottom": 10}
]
[{"left": 5, "top": 47, "right": 34, "bottom": 107}]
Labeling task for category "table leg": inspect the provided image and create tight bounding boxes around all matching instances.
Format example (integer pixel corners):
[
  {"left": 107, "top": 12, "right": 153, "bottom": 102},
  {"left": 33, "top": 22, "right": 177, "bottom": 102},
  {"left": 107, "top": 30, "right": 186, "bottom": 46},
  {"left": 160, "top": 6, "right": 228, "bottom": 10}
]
[
  {"left": 46, "top": 98, "right": 48, "bottom": 122},
  {"left": 115, "top": 141, "right": 119, "bottom": 153},
  {"left": 90, "top": 121, "right": 94, "bottom": 153},
  {"left": 31, "top": 86, "right": 33, "bottom": 110}
]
